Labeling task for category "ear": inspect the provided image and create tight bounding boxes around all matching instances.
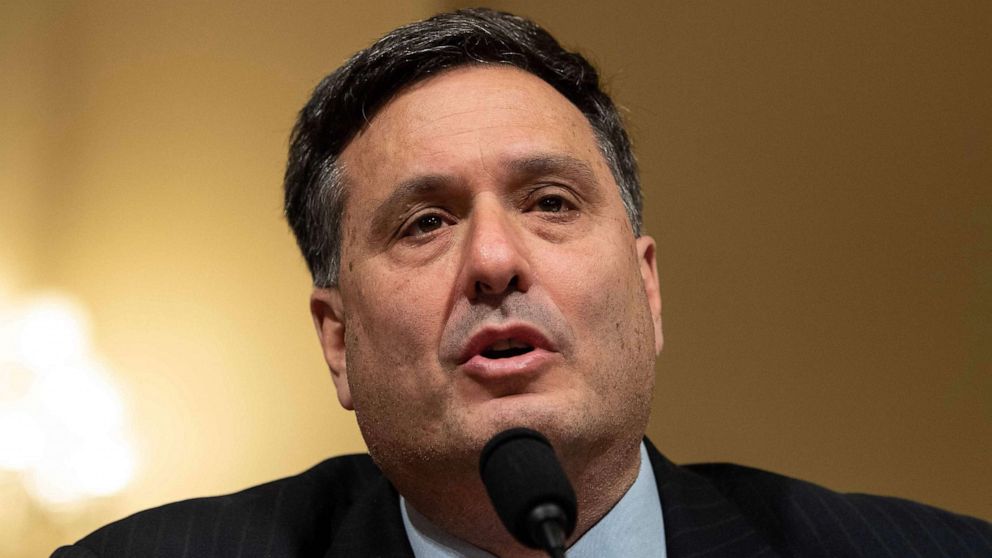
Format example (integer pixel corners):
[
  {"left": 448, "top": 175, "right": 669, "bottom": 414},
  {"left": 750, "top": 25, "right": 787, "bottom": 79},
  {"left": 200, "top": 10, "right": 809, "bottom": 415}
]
[
  {"left": 310, "top": 287, "right": 353, "bottom": 410},
  {"left": 635, "top": 235, "right": 664, "bottom": 354}
]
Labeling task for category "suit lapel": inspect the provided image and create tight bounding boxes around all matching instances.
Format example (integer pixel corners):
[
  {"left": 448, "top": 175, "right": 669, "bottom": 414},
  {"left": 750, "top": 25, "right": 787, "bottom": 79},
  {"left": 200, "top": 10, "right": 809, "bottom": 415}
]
[
  {"left": 323, "top": 474, "right": 415, "bottom": 558},
  {"left": 647, "top": 440, "right": 780, "bottom": 558},
  {"left": 322, "top": 441, "right": 779, "bottom": 558}
]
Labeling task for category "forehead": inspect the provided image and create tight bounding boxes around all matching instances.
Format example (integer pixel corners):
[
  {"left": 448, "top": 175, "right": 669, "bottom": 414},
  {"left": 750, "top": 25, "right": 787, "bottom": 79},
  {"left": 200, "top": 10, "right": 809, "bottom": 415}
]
[{"left": 337, "top": 65, "right": 613, "bottom": 213}]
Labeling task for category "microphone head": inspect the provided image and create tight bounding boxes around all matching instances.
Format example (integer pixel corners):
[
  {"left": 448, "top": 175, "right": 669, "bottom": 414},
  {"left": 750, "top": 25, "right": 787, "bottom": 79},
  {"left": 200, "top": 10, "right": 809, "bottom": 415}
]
[{"left": 479, "top": 428, "right": 577, "bottom": 550}]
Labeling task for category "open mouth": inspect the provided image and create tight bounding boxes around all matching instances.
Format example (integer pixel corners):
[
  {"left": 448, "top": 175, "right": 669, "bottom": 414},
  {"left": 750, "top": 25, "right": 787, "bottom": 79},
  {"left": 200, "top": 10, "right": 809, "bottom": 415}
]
[{"left": 479, "top": 338, "right": 534, "bottom": 359}]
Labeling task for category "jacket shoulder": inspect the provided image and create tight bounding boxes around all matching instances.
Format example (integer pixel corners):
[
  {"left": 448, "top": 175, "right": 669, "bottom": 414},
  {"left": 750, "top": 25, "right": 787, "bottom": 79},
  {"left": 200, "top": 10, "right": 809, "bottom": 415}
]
[
  {"left": 52, "top": 453, "right": 383, "bottom": 558},
  {"left": 686, "top": 462, "right": 992, "bottom": 557}
]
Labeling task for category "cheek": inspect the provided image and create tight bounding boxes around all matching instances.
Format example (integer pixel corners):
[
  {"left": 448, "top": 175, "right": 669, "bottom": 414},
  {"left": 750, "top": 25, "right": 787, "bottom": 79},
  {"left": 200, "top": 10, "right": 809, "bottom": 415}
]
[
  {"left": 342, "top": 271, "right": 449, "bottom": 399},
  {"left": 346, "top": 264, "right": 433, "bottom": 346},
  {"left": 546, "top": 230, "right": 631, "bottom": 313},
  {"left": 546, "top": 236, "right": 654, "bottom": 372}
]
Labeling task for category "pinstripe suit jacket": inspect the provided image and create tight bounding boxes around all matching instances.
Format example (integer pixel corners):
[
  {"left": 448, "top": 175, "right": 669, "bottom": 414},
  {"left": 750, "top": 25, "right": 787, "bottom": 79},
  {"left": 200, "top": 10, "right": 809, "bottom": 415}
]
[{"left": 52, "top": 439, "right": 991, "bottom": 557}]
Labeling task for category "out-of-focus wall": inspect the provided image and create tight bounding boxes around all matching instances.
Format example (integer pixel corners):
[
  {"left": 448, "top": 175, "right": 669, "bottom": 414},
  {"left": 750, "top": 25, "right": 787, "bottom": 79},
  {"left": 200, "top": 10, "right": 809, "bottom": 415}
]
[
  {"left": 1, "top": 2, "right": 439, "bottom": 556},
  {"left": 2, "top": 2, "right": 990, "bottom": 556},
  {"left": 464, "top": 0, "right": 991, "bottom": 520},
  {"left": 1, "top": 3, "right": 50, "bottom": 297}
]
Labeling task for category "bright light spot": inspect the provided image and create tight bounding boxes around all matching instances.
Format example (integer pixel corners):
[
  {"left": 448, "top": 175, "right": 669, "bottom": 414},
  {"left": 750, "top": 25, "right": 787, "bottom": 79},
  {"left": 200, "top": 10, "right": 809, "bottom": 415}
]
[
  {"left": 34, "top": 360, "right": 124, "bottom": 435},
  {"left": 25, "top": 459, "right": 83, "bottom": 508},
  {"left": 77, "top": 437, "right": 136, "bottom": 497},
  {"left": 24, "top": 436, "right": 137, "bottom": 507},
  {"left": 0, "top": 405, "right": 45, "bottom": 471},
  {"left": 0, "top": 358, "right": 34, "bottom": 404},
  {"left": 0, "top": 294, "right": 136, "bottom": 508},
  {"left": 16, "top": 296, "right": 90, "bottom": 371}
]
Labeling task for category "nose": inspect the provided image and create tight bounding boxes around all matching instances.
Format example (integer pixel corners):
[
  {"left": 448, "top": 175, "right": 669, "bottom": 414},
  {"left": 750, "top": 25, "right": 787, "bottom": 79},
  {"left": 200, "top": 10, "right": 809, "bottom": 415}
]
[{"left": 459, "top": 199, "right": 533, "bottom": 301}]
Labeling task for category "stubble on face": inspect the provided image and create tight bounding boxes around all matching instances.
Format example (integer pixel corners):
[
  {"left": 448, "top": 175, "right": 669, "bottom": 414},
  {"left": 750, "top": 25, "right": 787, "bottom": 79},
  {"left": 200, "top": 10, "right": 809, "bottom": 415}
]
[{"left": 332, "top": 66, "right": 659, "bottom": 491}]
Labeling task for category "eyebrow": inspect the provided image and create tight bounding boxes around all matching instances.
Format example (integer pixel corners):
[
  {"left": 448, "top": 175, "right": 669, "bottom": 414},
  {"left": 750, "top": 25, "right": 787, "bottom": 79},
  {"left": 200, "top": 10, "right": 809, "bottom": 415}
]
[
  {"left": 366, "top": 153, "right": 602, "bottom": 240},
  {"left": 503, "top": 153, "right": 599, "bottom": 187}
]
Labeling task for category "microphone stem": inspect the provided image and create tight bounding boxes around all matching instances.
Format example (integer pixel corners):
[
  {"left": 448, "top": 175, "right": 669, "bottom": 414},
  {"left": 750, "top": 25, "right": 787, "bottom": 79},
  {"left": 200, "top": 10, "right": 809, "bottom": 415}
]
[{"left": 539, "top": 519, "right": 567, "bottom": 558}]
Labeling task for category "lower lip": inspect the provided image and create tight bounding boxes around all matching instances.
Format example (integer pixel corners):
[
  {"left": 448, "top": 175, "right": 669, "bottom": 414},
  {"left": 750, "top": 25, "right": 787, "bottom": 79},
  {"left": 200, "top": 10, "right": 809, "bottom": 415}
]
[{"left": 461, "top": 348, "right": 557, "bottom": 380}]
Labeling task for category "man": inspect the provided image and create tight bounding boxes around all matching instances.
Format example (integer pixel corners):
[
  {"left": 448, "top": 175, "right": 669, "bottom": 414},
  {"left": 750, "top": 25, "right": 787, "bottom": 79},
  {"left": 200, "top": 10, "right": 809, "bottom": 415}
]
[{"left": 54, "top": 8, "right": 990, "bottom": 558}]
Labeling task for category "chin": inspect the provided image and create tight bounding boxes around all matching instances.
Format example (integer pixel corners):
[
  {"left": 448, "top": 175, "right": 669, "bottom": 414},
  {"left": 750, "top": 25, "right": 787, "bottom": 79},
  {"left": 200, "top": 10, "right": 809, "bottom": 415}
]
[{"left": 463, "top": 393, "right": 589, "bottom": 447}]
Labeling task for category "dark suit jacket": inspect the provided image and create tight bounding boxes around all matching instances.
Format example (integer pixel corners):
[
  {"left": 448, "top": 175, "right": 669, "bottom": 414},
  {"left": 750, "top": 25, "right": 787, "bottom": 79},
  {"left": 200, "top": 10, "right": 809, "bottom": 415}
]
[{"left": 52, "top": 439, "right": 991, "bottom": 557}]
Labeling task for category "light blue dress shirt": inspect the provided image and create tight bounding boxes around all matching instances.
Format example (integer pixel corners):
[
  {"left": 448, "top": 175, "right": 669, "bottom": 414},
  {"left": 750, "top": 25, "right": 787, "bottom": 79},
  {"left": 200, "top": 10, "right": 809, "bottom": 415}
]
[{"left": 400, "top": 442, "right": 667, "bottom": 557}]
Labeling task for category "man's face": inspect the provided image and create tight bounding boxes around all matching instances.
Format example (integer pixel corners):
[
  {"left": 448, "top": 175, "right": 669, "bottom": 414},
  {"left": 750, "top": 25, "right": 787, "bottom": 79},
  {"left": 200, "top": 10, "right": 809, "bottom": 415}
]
[{"left": 312, "top": 66, "right": 662, "bottom": 479}]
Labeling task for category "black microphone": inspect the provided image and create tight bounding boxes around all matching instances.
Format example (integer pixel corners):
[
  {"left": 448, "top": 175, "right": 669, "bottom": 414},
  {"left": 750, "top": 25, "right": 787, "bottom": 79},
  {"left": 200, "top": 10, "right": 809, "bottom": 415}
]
[{"left": 479, "top": 428, "right": 577, "bottom": 558}]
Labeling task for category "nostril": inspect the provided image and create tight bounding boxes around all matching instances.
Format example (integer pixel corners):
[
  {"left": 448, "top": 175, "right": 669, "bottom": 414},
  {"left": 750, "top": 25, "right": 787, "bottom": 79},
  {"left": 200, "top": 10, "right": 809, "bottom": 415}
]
[{"left": 475, "top": 275, "right": 520, "bottom": 297}]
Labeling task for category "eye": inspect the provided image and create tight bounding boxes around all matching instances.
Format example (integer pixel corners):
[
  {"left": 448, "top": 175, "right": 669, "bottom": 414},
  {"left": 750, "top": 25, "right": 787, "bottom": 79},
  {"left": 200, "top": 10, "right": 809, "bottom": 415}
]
[
  {"left": 536, "top": 195, "right": 566, "bottom": 213},
  {"left": 403, "top": 212, "right": 450, "bottom": 237},
  {"left": 531, "top": 192, "right": 579, "bottom": 215}
]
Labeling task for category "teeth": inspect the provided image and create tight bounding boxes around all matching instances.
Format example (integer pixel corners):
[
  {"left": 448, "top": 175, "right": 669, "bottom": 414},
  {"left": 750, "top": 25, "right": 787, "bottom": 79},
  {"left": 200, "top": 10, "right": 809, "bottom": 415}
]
[{"left": 488, "top": 338, "right": 530, "bottom": 351}]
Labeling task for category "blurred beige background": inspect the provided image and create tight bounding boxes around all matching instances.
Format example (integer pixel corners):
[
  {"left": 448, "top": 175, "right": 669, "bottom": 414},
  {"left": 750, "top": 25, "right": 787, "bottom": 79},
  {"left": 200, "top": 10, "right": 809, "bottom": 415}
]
[{"left": 2, "top": 1, "right": 989, "bottom": 556}]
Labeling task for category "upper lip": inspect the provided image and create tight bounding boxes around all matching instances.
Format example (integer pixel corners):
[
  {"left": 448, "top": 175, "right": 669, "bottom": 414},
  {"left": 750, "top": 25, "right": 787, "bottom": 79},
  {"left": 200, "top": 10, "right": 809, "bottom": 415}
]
[{"left": 457, "top": 322, "right": 556, "bottom": 364}]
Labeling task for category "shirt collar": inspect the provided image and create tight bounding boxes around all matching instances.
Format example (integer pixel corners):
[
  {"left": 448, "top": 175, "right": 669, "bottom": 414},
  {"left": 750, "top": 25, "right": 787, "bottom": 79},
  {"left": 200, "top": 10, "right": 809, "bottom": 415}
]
[{"left": 400, "top": 441, "right": 667, "bottom": 558}]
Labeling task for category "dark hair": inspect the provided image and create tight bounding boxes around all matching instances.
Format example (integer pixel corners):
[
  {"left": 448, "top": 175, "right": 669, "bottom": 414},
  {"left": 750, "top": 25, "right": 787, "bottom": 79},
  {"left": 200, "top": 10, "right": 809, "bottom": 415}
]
[{"left": 284, "top": 8, "right": 642, "bottom": 287}]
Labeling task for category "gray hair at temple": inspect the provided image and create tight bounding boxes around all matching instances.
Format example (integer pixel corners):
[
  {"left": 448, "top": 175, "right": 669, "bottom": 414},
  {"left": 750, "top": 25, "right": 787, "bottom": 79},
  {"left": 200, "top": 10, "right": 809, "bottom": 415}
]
[{"left": 283, "top": 8, "right": 642, "bottom": 287}]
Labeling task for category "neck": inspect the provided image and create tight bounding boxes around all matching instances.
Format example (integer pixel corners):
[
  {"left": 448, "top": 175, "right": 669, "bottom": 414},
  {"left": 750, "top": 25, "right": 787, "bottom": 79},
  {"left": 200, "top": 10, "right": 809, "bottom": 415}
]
[{"left": 393, "top": 436, "right": 643, "bottom": 557}]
